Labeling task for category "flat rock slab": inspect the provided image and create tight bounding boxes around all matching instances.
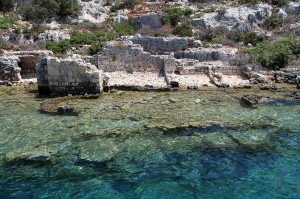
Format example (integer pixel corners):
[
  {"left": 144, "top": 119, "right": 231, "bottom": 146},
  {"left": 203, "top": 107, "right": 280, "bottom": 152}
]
[
  {"left": 105, "top": 71, "right": 167, "bottom": 88},
  {"left": 221, "top": 75, "right": 250, "bottom": 87},
  {"left": 166, "top": 74, "right": 214, "bottom": 88}
]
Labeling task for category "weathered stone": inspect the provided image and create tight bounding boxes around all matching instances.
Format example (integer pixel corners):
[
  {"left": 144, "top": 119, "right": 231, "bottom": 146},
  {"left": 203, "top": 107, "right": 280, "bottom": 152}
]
[
  {"left": 0, "top": 56, "right": 21, "bottom": 81},
  {"left": 192, "top": 4, "right": 272, "bottom": 31},
  {"left": 132, "top": 12, "right": 164, "bottom": 30},
  {"left": 36, "top": 57, "right": 103, "bottom": 96},
  {"left": 129, "top": 36, "right": 194, "bottom": 54},
  {"left": 286, "top": 1, "right": 300, "bottom": 15}
]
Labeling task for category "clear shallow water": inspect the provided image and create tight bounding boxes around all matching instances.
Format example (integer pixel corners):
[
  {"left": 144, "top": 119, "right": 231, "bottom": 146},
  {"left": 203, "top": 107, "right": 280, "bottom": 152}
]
[{"left": 0, "top": 87, "right": 300, "bottom": 198}]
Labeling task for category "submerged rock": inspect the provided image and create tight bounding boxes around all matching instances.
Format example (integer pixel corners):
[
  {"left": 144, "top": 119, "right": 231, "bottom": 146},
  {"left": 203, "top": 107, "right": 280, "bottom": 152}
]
[
  {"left": 78, "top": 138, "right": 119, "bottom": 163},
  {"left": 241, "top": 94, "right": 272, "bottom": 107}
]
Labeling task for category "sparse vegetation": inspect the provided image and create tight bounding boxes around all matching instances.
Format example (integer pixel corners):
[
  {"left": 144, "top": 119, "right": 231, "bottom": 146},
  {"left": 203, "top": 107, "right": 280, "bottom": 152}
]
[
  {"left": 163, "top": 8, "right": 193, "bottom": 27},
  {"left": 264, "top": 13, "right": 284, "bottom": 30},
  {"left": 0, "top": 0, "right": 15, "bottom": 12},
  {"left": 126, "top": 66, "right": 134, "bottom": 74},
  {"left": 46, "top": 39, "right": 71, "bottom": 54},
  {"left": 243, "top": 36, "right": 300, "bottom": 69},
  {"left": 172, "top": 23, "right": 193, "bottom": 37},
  {"left": 88, "top": 43, "right": 102, "bottom": 55},
  {"left": 113, "top": 22, "right": 135, "bottom": 36},
  {"left": 22, "top": 0, "right": 81, "bottom": 22},
  {"left": 0, "top": 12, "right": 17, "bottom": 30}
]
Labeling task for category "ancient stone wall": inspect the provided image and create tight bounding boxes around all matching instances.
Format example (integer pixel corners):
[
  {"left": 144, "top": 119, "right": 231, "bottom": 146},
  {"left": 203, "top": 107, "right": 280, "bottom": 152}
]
[
  {"left": 95, "top": 41, "right": 169, "bottom": 72},
  {"left": 129, "top": 36, "right": 194, "bottom": 54},
  {"left": 36, "top": 58, "right": 103, "bottom": 96},
  {"left": 132, "top": 12, "right": 164, "bottom": 30},
  {"left": 5, "top": 51, "right": 52, "bottom": 75},
  {"left": 174, "top": 48, "right": 228, "bottom": 62},
  {"left": 0, "top": 56, "right": 21, "bottom": 82}
]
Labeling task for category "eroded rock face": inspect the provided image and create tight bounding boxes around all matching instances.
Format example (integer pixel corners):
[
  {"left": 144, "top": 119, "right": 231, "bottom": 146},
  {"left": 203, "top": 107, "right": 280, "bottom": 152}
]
[
  {"left": 95, "top": 41, "right": 171, "bottom": 72},
  {"left": 286, "top": 1, "right": 300, "bottom": 15},
  {"left": 175, "top": 48, "right": 228, "bottom": 61},
  {"left": 129, "top": 36, "right": 194, "bottom": 54},
  {"left": 192, "top": 4, "right": 272, "bottom": 31},
  {"left": 132, "top": 12, "right": 164, "bottom": 30},
  {"left": 0, "top": 56, "right": 21, "bottom": 81},
  {"left": 77, "top": 0, "right": 109, "bottom": 23},
  {"left": 38, "top": 30, "right": 70, "bottom": 42},
  {"left": 36, "top": 57, "right": 103, "bottom": 96}
]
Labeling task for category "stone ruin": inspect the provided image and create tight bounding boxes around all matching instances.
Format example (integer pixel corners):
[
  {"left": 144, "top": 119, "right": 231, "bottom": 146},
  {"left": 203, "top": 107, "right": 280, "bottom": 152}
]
[
  {"left": 36, "top": 57, "right": 103, "bottom": 97},
  {"left": 0, "top": 50, "right": 52, "bottom": 85}
]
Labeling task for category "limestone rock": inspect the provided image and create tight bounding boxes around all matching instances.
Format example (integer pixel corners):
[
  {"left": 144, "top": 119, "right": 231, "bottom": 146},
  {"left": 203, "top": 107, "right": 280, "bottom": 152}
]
[
  {"left": 286, "top": 1, "right": 300, "bottom": 15},
  {"left": 36, "top": 57, "right": 103, "bottom": 96},
  {"left": 38, "top": 30, "right": 70, "bottom": 42},
  {"left": 174, "top": 48, "right": 228, "bottom": 61},
  {"left": 132, "top": 12, "right": 164, "bottom": 30},
  {"left": 0, "top": 56, "right": 21, "bottom": 81},
  {"left": 129, "top": 36, "right": 194, "bottom": 54},
  {"left": 192, "top": 4, "right": 272, "bottom": 31}
]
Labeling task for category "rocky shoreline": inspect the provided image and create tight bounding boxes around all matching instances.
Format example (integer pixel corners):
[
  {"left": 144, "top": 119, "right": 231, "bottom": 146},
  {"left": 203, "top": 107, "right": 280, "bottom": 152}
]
[{"left": 1, "top": 37, "right": 300, "bottom": 95}]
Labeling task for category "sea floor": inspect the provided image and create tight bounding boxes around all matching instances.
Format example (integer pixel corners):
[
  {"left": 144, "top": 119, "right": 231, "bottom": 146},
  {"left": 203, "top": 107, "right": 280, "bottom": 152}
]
[{"left": 0, "top": 86, "right": 300, "bottom": 198}]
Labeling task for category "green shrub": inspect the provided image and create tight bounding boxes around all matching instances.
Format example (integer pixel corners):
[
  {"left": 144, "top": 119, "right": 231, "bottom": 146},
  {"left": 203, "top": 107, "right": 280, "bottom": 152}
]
[
  {"left": 238, "top": 0, "right": 261, "bottom": 4},
  {"left": 162, "top": 8, "right": 193, "bottom": 27},
  {"left": 89, "top": 43, "right": 102, "bottom": 55},
  {"left": 126, "top": 66, "right": 134, "bottom": 74},
  {"left": 270, "top": 0, "right": 290, "bottom": 6},
  {"left": 227, "top": 31, "right": 266, "bottom": 46},
  {"left": 0, "top": 0, "right": 15, "bottom": 12},
  {"left": 172, "top": 23, "right": 193, "bottom": 37},
  {"left": 22, "top": 0, "right": 80, "bottom": 22},
  {"left": 70, "top": 31, "right": 115, "bottom": 45},
  {"left": 46, "top": 39, "right": 71, "bottom": 54},
  {"left": 110, "top": 6, "right": 118, "bottom": 12},
  {"left": 113, "top": 22, "right": 135, "bottom": 36},
  {"left": 264, "top": 13, "right": 284, "bottom": 30},
  {"left": 46, "top": 30, "right": 115, "bottom": 55},
  {"left": 243, "top": 36, "right": 300, "bottom": 69},
  {"left": 203, "top": 6, "right": 216, "bottom": 13},
  {"left": 212, "top": 36, "right": 222, "bottom": 44},
  {"left": 58, "top": 0, "right": 80, "bottom": 16},
  {"left": 242, "top": 32, "right": 266, "bottom": 46},
  {"left": 115, "top": 0, "right": 140, "bottom": 10},
  {"left": 0, "top": 12, "right": 17, "bottom": 29},
  {"left": 154, "top": 31, "right": 163, "bottom": 37}
]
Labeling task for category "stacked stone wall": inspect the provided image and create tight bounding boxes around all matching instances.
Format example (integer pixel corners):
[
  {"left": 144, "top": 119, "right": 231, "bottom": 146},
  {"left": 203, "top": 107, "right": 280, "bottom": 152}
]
[
  {"left": 96, "top": 42, "right": 168, "bottom": 72},
  {"left": 129, "top": 36, "right": 194, "bottom": 54},
  {"left": 36, "top": 58, "right": 103, "bottom": 96}
]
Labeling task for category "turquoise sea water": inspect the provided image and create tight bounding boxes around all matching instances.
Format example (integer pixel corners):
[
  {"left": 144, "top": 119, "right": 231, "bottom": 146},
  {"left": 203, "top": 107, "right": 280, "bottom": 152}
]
[{"left": 0, "top": 87, "right": 300, "bottom": 198}]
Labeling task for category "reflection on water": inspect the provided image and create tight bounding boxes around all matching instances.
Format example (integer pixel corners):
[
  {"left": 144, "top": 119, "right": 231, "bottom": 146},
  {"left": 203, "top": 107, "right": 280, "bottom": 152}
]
[{"left": 0, "top": 87, "right": 300, "bottom": 198}]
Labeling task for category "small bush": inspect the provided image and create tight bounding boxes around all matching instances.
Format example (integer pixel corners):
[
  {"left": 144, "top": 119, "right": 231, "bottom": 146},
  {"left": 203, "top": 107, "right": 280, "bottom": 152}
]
[
  {"left": 110, "top": 6, "right": 118, "bottom": 13},
  {"left": 226, "top": 31, "right": 266, "bottom": 46},
  {"left": 243, "top": 36, "right": 300, "bottom": 69},
  {"left": 46, "top": 39, "right": 71, "bottom": 54},
  {"left": 89, "top": 43, "right": 102, "bottom": 55},
  {"left": 172, "top": 23, "right": 193, "bottom": 37},
  {"left": 126, "top": 66, "right": 134, "bottom": 74},
  {"left": 264, "top": 13, "right": 284, "bottom": 30},
  {"left": 203, "top": 6, "right": 216, "bottom": 13},
  {"left": 162, "top": 8, "right": 193, "bottom": 27},
  {"left": 115, "top": 0, "right": 140, "bottom": 10},
  {"left": 238, "top": 0, "right": 261, "bottom": 4},
  {"left": 22, "top": 0, "right": 80, "bottom": 22},
  {"left": 0, "top": 12, "right": 17, "bottom": 30},
  {"left": 270, "top": 0, "right": 290, "bottom": 7},
  {"left": 154, "top": 31, "right": 163, "bottom": 37},
  {"left": 212, "top": 36, "right": 222, "bottom": 44},
  {"left": 0, "top": 0, "right": 15, "bottom": 12},
  {"left": 113, "top": 22, "right": 135, "bottom": 36}
]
